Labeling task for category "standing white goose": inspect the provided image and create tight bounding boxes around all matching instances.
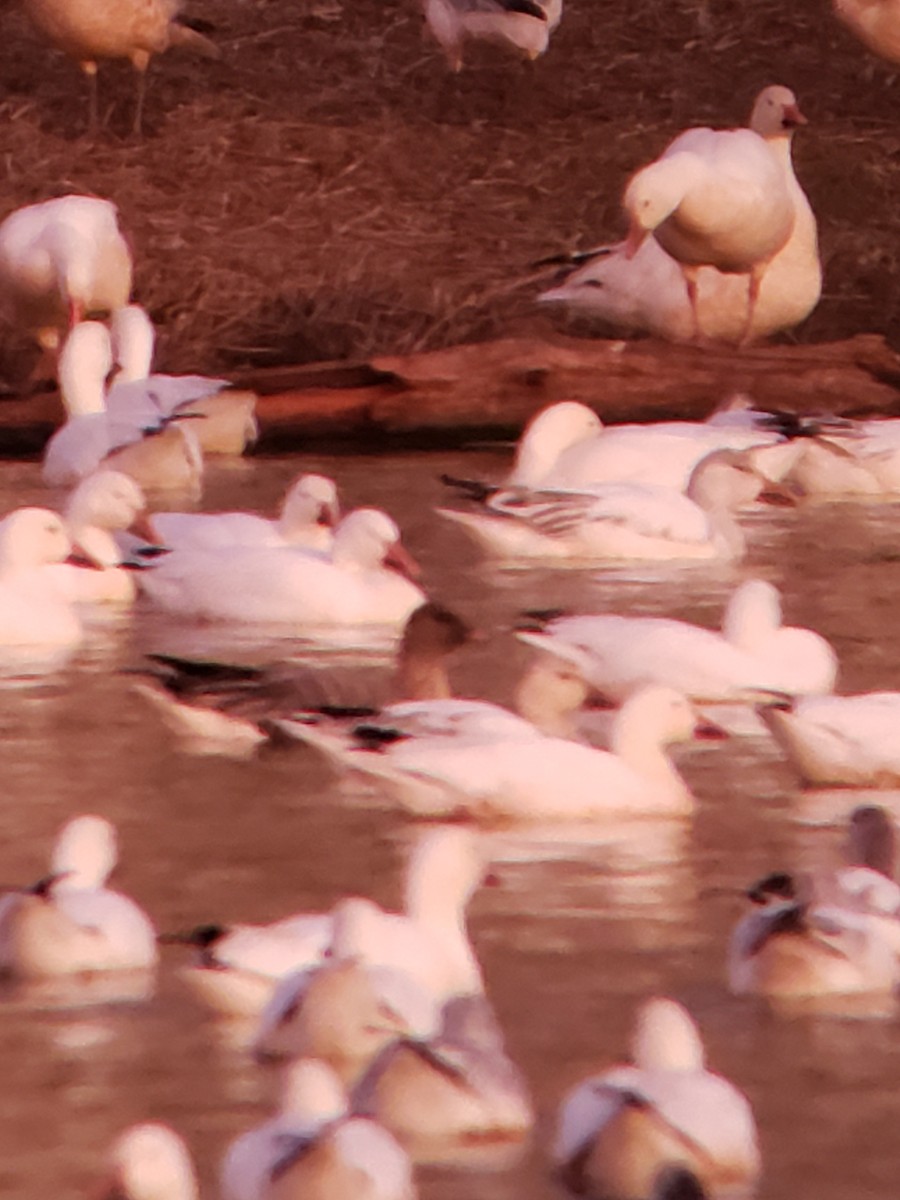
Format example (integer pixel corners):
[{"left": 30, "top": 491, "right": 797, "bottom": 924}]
[
  {"left": 519, "top": 579, "right": 838, "bottom": 703},
  {"left": 0, "top": 507, "right": 82, "bottom": 664},
  {"left": 221, "top": 1059, "right": 416, "bottom": 1200},
  {"left": 423, "top": 0, "right": 562, "bottom": 70},
  {"left": 108, "top": 304, "right": 258, "bottom": 456},
  {"left": 553, "top": 998, "right": 760, "bottom": 1200},
  {"left": 0, "top": 814, "right": 157, "bottom": 977},
  {"left": 540, "top": 86, "right": 820, "bottom": 344},
  {"left": 138, "top": 508, "right": 426, "bottom": 631},
  {"left": 42, "top": 320, "right": 204, "bottom": 494},
  {"left": 0, "top": 194, "right": 132, "bottom": 351},
  {"left": 96, "top": 1123, "right": 198, "bottom": 1200},
  {"left": 621, "top": 89, "right": 797, "bottom": 342}
]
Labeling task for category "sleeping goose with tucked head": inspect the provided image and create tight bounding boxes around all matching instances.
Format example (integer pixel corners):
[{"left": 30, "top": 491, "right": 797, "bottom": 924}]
[
  {"left": 423, "top": 0, "right": 562, "bottom": 70},
  {"left": 622, "top": 89, "right": 797, "bottom": 343},
  {"left": 553, "top": 998, "right": 760, "bottom": 1200},
  {"left": 0, "top": 814, "right": 157, "bottom": 978},
  {"left": 540, "top": 86, "right": 819, "bottom": 344},
  {"left": 0, "top": 507, "right": 83, "bottom": 665},
  {"left": 221, "top": 1058, "right": 416, "bottom": 1200},
  {"left": 0, "top": 194, "right": 131, "bottom": 352}
]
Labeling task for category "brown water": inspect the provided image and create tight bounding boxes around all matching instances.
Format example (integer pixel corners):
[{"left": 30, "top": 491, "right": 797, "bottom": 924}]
[{"left": 1, "top": 450, "right": 900, "bottom": 1200}]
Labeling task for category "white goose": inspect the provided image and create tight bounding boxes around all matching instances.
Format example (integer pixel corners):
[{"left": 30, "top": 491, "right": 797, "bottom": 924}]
[
  {"left": 0, "top": 507, "right": 82, "bottom": 663},
  {"left": 540, "top": 86, "right": 820, "bottom": 344},
  {"left": 138, "top": 508, "right": 426, "bottom": 631},
  {"left": 0, "top": 194, "right": 132, "bottom": 352},
  {"left": 279, "top": 662, "right": 714, "bottom": 820},
  {"left": 148, "top": 473, "right": 339, "bottom": 554},
  {"left": 424, "top": 0, "right": 562, "bottom": 70},
  {"left": 45, "top": 470, "right": 153, "bottom": 604},
  {"left": 553, "top": 998, "right": 760, "bottom": 1200},
  {"left": 43, "top": 321, "right": 204, "bottom": 494},
  {"left": 0, "top": 814, "right": 157, "bottom": 978},
  {"left": 621, "top": 90, "right": 796, "bottom": 342},
  {"left": 519, "top": 579, "right": 838, "bottom": 703},
  {"left": 221, "top": 1059, "right": 416, "bottom": 1200},
  {"left": 761, "top": 691, "right": 900, "bottom": 786},
  {"left": 96, "top": 1123, "right": 198, "bottom": 1200},
  {"left": 108, "top": 304, "right": 258, "bottom": 456},
  {"left": 501, "top": 401, "right": 782, "bottom": 493},
  {"left": 439, "top": 446, "right": 786, "bottom": 563},
  {"left": 170, "top": 827, "right": 485, "bottom": 1020}
]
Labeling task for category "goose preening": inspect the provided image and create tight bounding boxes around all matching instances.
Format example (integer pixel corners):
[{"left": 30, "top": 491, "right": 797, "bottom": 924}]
[
  {"left": 132, "top": 602, "right": 472, "bottom": 758},
  {"left": 277, "top": 663, "right": 718, "bottom": 820},
  {"left": 169, "top": 827, "right": 486, "bottom": 1021},
  {"left": 137, "top": 508, "right": 426, "bottom": 632},
  {"left": 620, "top": 87, "right": 798, "bottom": 343},
  {"left": 0, "top": 195, "right": 132, "bottom": 351},
  {"left": 0, "top": 507, "right": 83, "bottom": 665},
  {"left": 23, "top": 0, "right": 220, "bottom": 134},
  {"left": 728, "top": 807, "right": 900, "bottom": 997},
  {"left": 423, "top": 0, "right": 562, "bottom": 71},
  {"left": 108, "top": 305, "right": 258, "bottom": 456},
  {"left": 96, "top": 1123, "right": 198, "bottom": 1200},
  {"left": 540, "top": 86, "right": 820, "bottom": 345},
  {"left": 760, "top": 691, "right": 900, "bottom": 786},
  {"left": 518, "top": 579, "right": 838, "bottom": 704},
  {"left": 439, "top": 446, "right": 790, "bottom": 563},
  {"left": 0, "top": 814, "right": 157, "bottom": 978},
  {"left": 147, "top": 473, "right": 339, "bottom": 556},
  {"left": 833, "top": 0, "right": 900, "bottom": 65},
  {"left": 43, "top": 320, "right": 204, "bottom": 495},
  {"left": 553, "top": 997, "right": 760, "bottom": 1200},
  {"left": 768, "top": 422, "right": 900, "bottom": 499},
  {"left": 221, "top": 1058, "right": 416, "bottom": 1200},
  {"left": 45, "top": 470, "right": 154, "bottom": 604}
]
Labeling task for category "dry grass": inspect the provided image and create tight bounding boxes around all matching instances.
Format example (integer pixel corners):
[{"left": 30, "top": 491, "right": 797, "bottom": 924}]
[{"left": 0, "top": 0, "right": 899, "bottom": 382}]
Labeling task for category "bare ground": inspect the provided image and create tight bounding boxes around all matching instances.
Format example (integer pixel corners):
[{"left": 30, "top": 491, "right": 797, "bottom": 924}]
[{"left": 0, "top": 0, "right": 899, "bottom": 383}]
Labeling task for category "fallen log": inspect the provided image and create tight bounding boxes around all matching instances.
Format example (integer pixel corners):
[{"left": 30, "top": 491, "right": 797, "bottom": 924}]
[{"left": 1, "top": 333, "right": 899, "bottom": 456}]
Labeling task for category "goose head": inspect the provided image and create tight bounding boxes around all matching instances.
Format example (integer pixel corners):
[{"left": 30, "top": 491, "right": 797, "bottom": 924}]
[
  {"left": 721, "top": 578, "right": 783, "bottom": 650},
  {"left": 331, "top": 509, "right": 419, "bottom": 577},
  {"left": 278, "top": 474, "right": 340, "bottom": 542},
  {"left": 748, "top": 84, "right": 807, "bottom": 140},
  {"left": 395, "top": 602, "right": 472, "bottom": 700},
  {"left": 109, "top": 303, "right": 155, "bottom": 385},
  {"left": 58, "top": 320, "right": 113, "bottom": 417},
  {"left": 0, "top": 508, "right": 71, "bottom": 573},
  {"left": 100, "top": 1123, "right": 198, "bottom": 1200},
  {"left": 510, "top": 402, "right": 602, "bottom": 487},
  {"left": 632, "top": 997, "right": 706, "bottom": 1072},
  {"left": 685, "top": 449, "right": 773, "bottom": 513},
  {"left": 50, "top": 814, "right": 117, "bottom": 891},
  {"left": 613, "top": 686, "right": 704, "bottom": 751},
  {"left": 514, "top": 652, "right": 590, "bottom": 736},
  {"left": 64, "top": 471, "right": 151, "bottom": 566},
  {"left": 280, "top": 1058, "right": 348, "bottom": 1128},
  {"left": 622, "top": 154, "right": 698, "bottom": 256},
  {"left": 404, "top": 827, "right": 485, "bottom": 930}
]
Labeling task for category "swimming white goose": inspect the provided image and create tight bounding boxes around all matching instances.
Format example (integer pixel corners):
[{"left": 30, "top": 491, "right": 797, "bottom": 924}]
[
  {"left": 423, "top": 0, "right": 562, "bottom": 70},
  {"left": 622, "top": 88, "right": 797, "bottom": 343},
  {"left": 138, "top": 508, "right": 426, "bottom": 631},
  {"left": 96, "top": 1123, "right": 198, "bottom": 1200},
  {"left": 519, "top": 579, "right": 838, "bottom": 703},
  {"left": 108, "top": 304, "right": 258, "bottom": 456},
  {"left": 540, "top": 86, "right": 820, "bottom": 344},
  {"left": 43, "top": 470, "right": 153, "bottom": 604},
  {"left": 769, "top": 422, "right": 900, "bottom": 499},
  {"left": 43, "top": 321, "right": 204, "bottom": 494},
  {"left": 553, "top": 997, "right": 760, "bottom": 1200},
  {"left": 439, "top": 446, "right": 786, "bottom": 563},
  {"left": 169, "top": 827, "right": 486, "bottom": 1020},
  {"left": 221, "top": 1058, "right": 416, "bottom": 1200},
  {"left": 0, "top": 814, "right": 157, "bottom": 978},
  {"left": 147, "top": 474, "right": 339, "bottom": 556},
  {"left": 496, "top": 401, "right": 782, "bottom": 493},
  {"left": 0, "top": 195, "right": 132, "bottom": 352},
  {"left": 23, "top": 0, "right": 219, "bottom": 134},
  {"left": 279, "top": 666, "right": 716, "bottom": 820},
  {"left": 133, "top": 602, "right": 471, "bottom": 758},
  {"left": 0, "top": 507, "right": 82, "bottom": 663},
  {"left": 833, "top": 0, "right": 900, "bottom": 64},
  {"left": 760, "top": 691, "right": 900, "bottom": 786}
]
